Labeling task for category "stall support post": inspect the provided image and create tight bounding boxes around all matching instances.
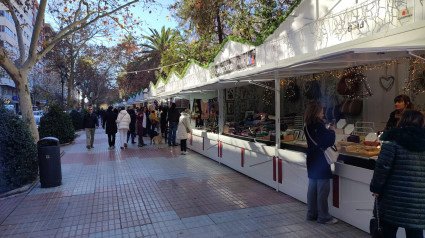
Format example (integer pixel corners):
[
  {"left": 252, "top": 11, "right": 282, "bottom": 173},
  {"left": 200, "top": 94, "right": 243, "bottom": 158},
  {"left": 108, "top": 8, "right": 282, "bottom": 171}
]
[
  {"left": 218, "top": 89, "right": 224, "bottom": 135},
  {"left": 218, "top": 88, "right": 225, "bottom": 165},
  {"left": 275, "top": 77, "right": 281, "bottom": 192}
]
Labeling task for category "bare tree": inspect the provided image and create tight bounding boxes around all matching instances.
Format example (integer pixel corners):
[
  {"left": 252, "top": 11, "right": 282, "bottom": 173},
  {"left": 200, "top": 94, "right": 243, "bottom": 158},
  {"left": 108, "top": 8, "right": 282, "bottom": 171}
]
[{"left": 0, "top": 0, "right": 150, "bottom": 141}]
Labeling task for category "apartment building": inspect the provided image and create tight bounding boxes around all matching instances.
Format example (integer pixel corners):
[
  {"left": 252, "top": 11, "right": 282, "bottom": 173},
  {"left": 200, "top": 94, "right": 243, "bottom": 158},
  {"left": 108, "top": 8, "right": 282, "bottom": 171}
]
[{"left": 0, "top": 1, "right": 43, "bottom": 113}]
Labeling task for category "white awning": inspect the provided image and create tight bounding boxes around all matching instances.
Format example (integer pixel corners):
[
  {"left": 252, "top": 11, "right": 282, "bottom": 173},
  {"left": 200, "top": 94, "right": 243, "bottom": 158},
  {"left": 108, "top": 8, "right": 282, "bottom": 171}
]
[{"left": 220, "top": 46, "right": 425, "bottom": 81}]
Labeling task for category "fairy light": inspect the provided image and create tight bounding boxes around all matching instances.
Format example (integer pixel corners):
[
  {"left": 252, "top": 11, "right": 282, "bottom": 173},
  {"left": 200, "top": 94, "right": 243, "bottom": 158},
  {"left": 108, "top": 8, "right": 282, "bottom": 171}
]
[
  {"left": 262, "top": 82, "right": 274, "bottom": 106},
  {"left": 123, "top": 59, "right": 190, "bottom": 75},
  {"left": 404, "top": 57, "right": 425, "bottom": 94}
]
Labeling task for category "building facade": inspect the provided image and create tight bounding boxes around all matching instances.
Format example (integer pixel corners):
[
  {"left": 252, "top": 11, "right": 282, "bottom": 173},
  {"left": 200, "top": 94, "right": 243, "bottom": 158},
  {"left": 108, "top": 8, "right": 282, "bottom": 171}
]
[{"left": 0, "top": 1, "right": 43, "bottom": 113}]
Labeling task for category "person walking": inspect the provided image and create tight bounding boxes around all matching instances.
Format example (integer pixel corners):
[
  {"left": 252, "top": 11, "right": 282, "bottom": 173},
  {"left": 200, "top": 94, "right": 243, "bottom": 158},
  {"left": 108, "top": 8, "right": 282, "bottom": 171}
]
[
  {"left": 303, "top": 102, "right": 338, "bottom": 224},
  {"left": 127, "top": 108, "right": 136, "bottom": 144},
  {"left": 370, "top": 110, "right": 425, "bottom": 238},
  {"left": 99, "top": 107, "right": 106, "bottom": 128},
  {"left": 103, "top": 106, "right": 118, "bottom": 150},
  {"left": 160, "top": 106, "right": 168, "bottom": 139},
  {"left": 149, "top": 106, "right": 159, "bottom": 137},
  {"left": 116, "top": 106, "right": 131, "bottom": 149},
  {"left": 167, "top": 103, "right": 180, "bottom": 146},
  {"left": 176, "top": 109, "right": 192, "bottom": 155},
  {"left": 83, "top": 106, "right": 99, "bottom": 150},
  {"left": 136, "top": 107, "right": 147, "bottom": 147},
  {"left": 144, "top": 106, "right": 152, "bottom": 137}
]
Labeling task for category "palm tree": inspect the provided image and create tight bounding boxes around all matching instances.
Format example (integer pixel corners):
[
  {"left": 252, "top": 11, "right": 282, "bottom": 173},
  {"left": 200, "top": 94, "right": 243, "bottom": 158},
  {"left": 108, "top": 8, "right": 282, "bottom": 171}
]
[{"left": 140, "top": 26, "right": 173, "bottom": 58}]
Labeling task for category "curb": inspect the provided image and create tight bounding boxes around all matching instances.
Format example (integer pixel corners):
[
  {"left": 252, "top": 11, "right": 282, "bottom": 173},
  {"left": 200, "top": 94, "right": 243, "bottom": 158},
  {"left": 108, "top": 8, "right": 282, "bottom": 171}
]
[{"left": 0, "top": 177, "right": 39, "bottom": 200}]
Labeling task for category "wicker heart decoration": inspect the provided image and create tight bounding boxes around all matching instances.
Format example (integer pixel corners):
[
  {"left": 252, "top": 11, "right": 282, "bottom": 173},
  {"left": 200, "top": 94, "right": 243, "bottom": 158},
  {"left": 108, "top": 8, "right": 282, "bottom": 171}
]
[{"left": 379, "top": 76, "right": 395, "bottom": 91}]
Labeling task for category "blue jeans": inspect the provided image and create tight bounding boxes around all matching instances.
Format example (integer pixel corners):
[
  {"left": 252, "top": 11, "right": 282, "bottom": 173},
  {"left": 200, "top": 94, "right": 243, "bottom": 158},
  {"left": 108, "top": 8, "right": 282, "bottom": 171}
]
[
  {"left": 126, "top": 131, "right": 135, "bottom": 143},
  {"left": 168, "top": 122, "right": 177, "bottom": 145},
  {"left": 307, "top": 178, "right": 332, "bottom": 223}
]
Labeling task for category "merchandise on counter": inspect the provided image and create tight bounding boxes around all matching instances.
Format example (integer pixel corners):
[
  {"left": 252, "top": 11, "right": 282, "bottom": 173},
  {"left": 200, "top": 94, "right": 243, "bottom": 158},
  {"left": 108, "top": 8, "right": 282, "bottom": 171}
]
[
  {"left": 364, "top": 132, "right": 379, "bottom": 146},
  {"left": 223, "top": 112, "right": 278, "bottom": 141},
  {"left": 337, "top": 119, "right": 347, "bottom": 129},
  {"left": 344, "top": 124, "right": 355, "bottom": 134}
]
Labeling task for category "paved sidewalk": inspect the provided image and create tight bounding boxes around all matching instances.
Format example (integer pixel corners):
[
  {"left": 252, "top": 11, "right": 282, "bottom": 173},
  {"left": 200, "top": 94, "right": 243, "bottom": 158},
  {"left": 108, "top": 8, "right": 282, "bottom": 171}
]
[{"left": 0, "top": 129, "right": 369, "bottom": 238}]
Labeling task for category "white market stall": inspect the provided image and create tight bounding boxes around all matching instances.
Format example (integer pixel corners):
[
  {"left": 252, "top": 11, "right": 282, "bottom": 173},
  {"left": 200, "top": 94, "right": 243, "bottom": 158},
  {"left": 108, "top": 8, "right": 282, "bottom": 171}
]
[{"left": 125, "top": 0, "right": 425, "bottom": 236}]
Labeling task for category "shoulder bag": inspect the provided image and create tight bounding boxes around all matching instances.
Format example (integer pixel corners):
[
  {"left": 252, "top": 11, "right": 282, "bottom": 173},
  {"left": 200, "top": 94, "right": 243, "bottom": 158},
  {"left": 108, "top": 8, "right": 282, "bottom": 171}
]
[
  {"left": 184, "top": 120, "right": 191, "bottom": 133},
  {"left": 305, "top": 126, "right": 339, "bottom": 164},
  {"left": 369, "top": 197, "right": 384, "bottom": 238}
]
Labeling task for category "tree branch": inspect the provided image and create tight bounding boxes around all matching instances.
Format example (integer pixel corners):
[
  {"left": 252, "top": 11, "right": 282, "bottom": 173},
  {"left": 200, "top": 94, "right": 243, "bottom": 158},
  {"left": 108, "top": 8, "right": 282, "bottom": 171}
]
[
  {"left": 34, "top": 0, "right": 140, "bottom": 66},
  {"left": 1, "top": 0, "right": 27, "bottom": 66},
  {"left": 27, "top": 0, "right": 47, "bottom": 65},
  {"left": 0, "top": 49, "right": 21, "bottom": 82}
]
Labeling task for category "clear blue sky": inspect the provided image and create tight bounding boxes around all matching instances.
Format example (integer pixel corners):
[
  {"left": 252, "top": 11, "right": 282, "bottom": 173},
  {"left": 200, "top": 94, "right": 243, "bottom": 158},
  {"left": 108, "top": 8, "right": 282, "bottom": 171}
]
[
  {"left": 45, "top": 0, "right": 178, "bottom": 46},
  {"left": 138, "top": 0, "right": 178, "bottom": 36}
]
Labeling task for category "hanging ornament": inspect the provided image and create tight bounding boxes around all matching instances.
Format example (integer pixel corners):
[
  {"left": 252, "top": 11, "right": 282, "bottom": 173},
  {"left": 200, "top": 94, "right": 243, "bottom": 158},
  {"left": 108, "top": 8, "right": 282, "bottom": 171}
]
[
  {"left": 284, "top": 80, "right": 300, "bottom": 102},
  {"left": 404, "top": 57, "right": 425, "bottom": 94},
  {"left": 379, "top": 65, "right": 395, "bottom": 92}
]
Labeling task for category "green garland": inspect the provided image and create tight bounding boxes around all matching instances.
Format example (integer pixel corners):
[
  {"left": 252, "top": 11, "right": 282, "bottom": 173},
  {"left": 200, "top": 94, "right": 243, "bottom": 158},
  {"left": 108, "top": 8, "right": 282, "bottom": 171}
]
[{"left": 128, "top": 0, "right": 303, "bottom": 98}]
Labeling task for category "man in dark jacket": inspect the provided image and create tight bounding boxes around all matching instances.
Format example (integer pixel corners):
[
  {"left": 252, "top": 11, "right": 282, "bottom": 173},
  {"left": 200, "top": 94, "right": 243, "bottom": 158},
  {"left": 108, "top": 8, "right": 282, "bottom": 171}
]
[
  {"left": 103, "top": 106, "right": 118, "bottom": 150},
  {"left": 83, "top": 106, "right": 99, "bottom": 149},
  {"left": 126, "top": 108, "right": 136, "bottom": 144},
  {"left": 167, "top": 103, "right": 180, "bottom": 146}
]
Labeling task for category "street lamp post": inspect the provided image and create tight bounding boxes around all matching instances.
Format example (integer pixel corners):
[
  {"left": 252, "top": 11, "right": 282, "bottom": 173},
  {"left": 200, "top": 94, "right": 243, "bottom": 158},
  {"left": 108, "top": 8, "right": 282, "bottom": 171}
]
[
  {"left": 76, "top": 82, "right": 81, "bottom": 109},
  {"left": 58, "top": 63, "right": 67, "bottom": 108},
  {"left": 60, "top": 75, "right": 65, "bottom": 107}
]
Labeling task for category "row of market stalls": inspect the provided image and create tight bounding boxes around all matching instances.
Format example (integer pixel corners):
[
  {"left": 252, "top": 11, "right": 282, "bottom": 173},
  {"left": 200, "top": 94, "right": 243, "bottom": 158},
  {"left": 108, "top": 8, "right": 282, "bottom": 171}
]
[{"left": 123, "top": 0, "right": 425, "bottom": 236}]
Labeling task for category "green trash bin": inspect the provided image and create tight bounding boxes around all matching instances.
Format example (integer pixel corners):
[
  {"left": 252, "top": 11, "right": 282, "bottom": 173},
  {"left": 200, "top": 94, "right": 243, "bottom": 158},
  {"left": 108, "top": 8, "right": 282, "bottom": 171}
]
[{"left": 37, "top": 137, "right": 62, "bottom": 188}]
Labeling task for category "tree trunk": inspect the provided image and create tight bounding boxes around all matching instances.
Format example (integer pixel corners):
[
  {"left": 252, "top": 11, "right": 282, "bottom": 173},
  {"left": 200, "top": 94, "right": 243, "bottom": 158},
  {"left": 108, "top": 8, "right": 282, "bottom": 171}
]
[
  {"left": 15, "top": 74, "right": 39, "bottom": 142},
  {"left": 216, "top": 6, "right": 223, "bottom": 44},
  {"left": 67, "top": 59, "right": 75, "bottom": 110}
]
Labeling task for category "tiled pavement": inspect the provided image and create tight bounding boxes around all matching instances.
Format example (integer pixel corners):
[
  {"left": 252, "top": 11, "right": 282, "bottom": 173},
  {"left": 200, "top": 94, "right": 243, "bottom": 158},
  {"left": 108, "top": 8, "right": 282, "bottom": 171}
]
[{"left": 0, "top": 129, "right": 369, "bottom": 238}]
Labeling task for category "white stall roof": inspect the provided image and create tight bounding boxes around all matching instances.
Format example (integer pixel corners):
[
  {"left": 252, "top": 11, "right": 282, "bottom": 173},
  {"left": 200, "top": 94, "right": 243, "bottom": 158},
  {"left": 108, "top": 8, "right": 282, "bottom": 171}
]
[{"left": 219, "top": 46, "right": 425, "bottom": 82}]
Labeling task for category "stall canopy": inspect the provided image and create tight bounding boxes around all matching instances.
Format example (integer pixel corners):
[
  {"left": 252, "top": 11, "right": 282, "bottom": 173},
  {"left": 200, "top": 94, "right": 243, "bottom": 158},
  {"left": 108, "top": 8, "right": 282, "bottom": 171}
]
[{"left": 219, "top": 46, "right": 425, "bottom": 82}]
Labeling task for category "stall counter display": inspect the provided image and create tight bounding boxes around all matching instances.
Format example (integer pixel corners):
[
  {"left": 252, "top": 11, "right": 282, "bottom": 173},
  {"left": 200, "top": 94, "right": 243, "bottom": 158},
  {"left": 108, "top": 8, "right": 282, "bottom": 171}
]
[
  {"left": 281, "top": 130, "right": 382, "bottom": 160},
  {"left": 224, "top": 112, "right": 276, "bottom": 141}
]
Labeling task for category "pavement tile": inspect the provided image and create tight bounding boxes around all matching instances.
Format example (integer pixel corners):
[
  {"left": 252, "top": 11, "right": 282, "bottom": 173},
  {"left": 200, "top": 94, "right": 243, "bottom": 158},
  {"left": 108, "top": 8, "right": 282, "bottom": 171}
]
[{"left": 0, "top": 129, "right": 368, "bottom": 238}]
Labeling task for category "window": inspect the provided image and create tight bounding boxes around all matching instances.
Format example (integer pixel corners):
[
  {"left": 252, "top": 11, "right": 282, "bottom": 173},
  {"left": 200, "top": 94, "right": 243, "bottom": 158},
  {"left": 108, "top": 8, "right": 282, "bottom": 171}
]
[
  {"left": 0, "top": 25, "right": 15, "bottom": 38},
  {"left": 0, "top": 68, "right": 10, "bottom": 79},
  {"left": 0, "top": 10, "right": 15, "bottom": 23}
]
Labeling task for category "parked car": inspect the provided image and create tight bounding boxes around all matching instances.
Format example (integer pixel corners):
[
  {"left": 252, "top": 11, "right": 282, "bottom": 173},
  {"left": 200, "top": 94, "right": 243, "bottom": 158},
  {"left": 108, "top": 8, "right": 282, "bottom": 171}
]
[{"left": 33, "top": 110, "right": 44, "bottom": 128}]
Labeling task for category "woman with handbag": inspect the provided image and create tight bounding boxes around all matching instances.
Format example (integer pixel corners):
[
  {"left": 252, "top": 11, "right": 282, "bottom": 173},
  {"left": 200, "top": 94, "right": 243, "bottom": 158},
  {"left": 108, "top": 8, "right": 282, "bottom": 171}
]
[
  {"left": 304, "top": 102, "right": 338, "bottom": 224},
  {"left": 370, "top": 110, "right": 425, "bottom": 238},
  {"left": 176, "top": 108, "right": 192, "bottom": 155}
]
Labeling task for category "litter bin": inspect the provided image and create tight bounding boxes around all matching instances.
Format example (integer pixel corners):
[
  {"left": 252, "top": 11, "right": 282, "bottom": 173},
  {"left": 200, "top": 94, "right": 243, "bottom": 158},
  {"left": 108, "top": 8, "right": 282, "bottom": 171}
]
[{"left": 37, "top": 137, "right": 62, "bottom": 188}]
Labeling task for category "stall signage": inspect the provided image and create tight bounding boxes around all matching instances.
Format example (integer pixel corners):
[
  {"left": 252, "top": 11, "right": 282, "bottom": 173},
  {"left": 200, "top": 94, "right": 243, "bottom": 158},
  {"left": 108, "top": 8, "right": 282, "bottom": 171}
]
[
  {"left": 347, "top": 20, "right": 365, "bottom": 32},
  {"left": 398, "top": 8, "right": 413, "bottom": 20},
  {"left": 211, "top": 49, "right": 256, "bottom": 77},
  {"left": 183, "top": 73, "right": 199, "bottom": 89},
  {"left": 156, "top": 85, "right": 165, "bottom": 94},
  {"left": 165, "top": 79, "right": 181, "bottom": 92}
]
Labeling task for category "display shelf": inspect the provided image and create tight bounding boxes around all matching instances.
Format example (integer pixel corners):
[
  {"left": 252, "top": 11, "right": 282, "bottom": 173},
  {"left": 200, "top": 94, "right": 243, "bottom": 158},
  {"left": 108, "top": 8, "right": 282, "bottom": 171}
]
[{"left": 280, "top": 141, "right": 376, "bottom": 170}]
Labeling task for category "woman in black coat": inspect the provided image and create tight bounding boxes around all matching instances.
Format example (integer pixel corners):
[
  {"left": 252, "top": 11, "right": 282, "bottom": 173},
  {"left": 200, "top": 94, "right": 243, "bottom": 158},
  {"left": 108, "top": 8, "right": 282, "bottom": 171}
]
[
  {"left": 304, "top": 102, "right": 338, "bottom": 224},
  {"left": 126, "top": 108, "right": 136, "bottom": 144},
  {"left": 370, "top": 110, "right": 425, "bottom": 238},
  {"left": 103, "top": 106, "right": 118, "bottom": 149}
]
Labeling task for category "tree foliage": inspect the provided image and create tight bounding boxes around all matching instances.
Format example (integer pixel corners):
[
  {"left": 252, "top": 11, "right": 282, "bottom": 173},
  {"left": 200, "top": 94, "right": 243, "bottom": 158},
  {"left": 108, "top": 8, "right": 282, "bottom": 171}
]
[
  {"left": 39, "top": 104, "right": 75, "bottom": 144},
  {"left": 0, "top": 105, "right": 38, "bottom": 189},
  {"left": 0, "top": 0, "right": 153, "bottom": 141},
  {"left": 69, "top": 110, "right": 84, "bottom": 130}
]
